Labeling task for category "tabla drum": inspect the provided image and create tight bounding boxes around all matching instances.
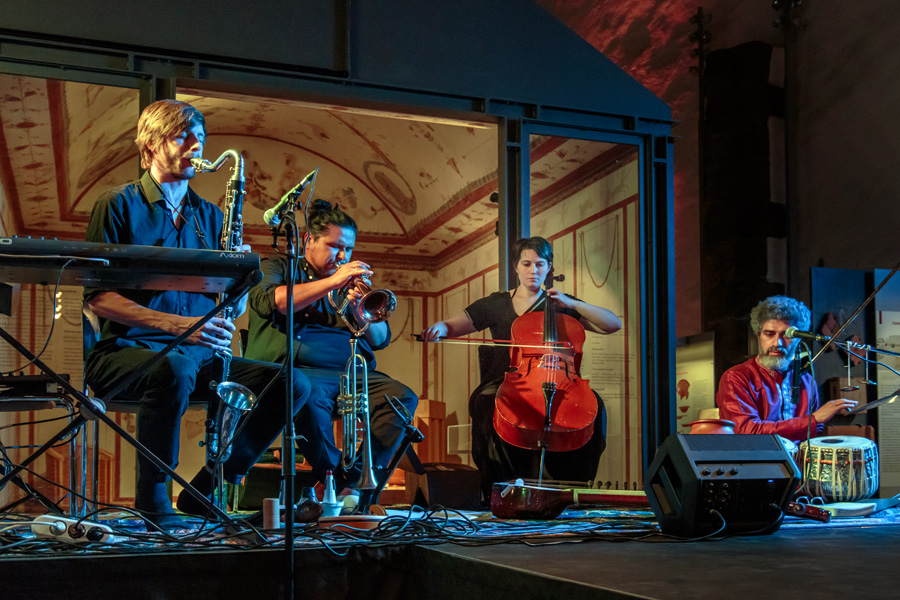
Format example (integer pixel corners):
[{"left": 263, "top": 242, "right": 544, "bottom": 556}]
[{"left": 797, "top": 436, "right": 879, "bottom": 502}]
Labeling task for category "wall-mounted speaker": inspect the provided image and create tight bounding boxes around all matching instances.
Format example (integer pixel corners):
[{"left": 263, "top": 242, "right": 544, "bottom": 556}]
[{"left": 643, "top": 434, "right": 800, "bottom": 537}]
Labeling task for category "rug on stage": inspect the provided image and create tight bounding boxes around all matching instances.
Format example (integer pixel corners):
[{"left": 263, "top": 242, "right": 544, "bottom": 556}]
[
  {"left": 463, "top": 503, "right": 900, "bottom": 536},
  {"left": 5, "top": 501, "right": 900, "bottom": 559}
]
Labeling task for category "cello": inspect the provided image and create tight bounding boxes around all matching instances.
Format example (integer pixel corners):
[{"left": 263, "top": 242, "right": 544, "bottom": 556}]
[{"left": 493, "top": 270, "right": 598, "bottom": 454}]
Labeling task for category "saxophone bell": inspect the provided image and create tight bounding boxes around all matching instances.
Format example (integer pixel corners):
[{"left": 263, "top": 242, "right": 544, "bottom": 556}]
[{"left": 209, "top": 380, "right": 258, "bottom": 463}]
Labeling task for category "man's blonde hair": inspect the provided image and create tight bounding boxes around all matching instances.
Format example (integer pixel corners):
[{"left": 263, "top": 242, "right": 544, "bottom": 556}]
[{"left": 135, "top": 100, "right": 206, "bottom": 170}]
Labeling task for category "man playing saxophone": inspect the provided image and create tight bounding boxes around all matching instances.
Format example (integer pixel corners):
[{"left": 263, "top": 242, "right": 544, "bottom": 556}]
[
  {"left": 245, "top": 200, "right": 419, "bottom": 493},
  {"left": 84, "top": 100, "right": 310, "bottom": 526}
]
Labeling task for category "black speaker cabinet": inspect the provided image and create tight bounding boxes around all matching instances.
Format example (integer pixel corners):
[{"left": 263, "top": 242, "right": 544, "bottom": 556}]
[
  {"left": 643, "top": 434, "right": 800, "bottom": 537},
  {"left": 405, "top": 463, "right": 482, "bottom": 510}
]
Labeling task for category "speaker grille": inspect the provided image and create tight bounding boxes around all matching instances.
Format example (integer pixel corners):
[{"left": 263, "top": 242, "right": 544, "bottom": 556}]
[{"left": 681, "top": 434, "right": 781, "bottom": 452}]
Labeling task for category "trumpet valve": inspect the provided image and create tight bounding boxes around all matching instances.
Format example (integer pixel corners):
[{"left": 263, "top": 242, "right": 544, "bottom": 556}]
[{"left": 336, "top": 393, "right": 355, "bottom": 416}]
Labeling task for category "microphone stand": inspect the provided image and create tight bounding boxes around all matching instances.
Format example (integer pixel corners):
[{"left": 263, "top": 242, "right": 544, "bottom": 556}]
[
  {"left": 791, "top": 345, "right": 802, "bottom": 405},
  {"left": 355, "top": 396, "right": 425, "bottom": 514},
  {"left": 802, "top": 333, "right": 900, "bottom": 414},
  {"left": 812, "top": 260, "right": 900, "bottom": 363},
  {"left": 836, "top": 340, "right": 900, "bottom": 414},
  {"left": 270, "top": 199, "right": 301, "bottom": 600},
  {"left": 790, "top": 342, "right": 816, "bottom": 462}
]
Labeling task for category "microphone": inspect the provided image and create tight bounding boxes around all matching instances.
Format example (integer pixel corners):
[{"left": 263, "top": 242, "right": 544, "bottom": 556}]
[
  {"left": 784, "top": 327, "right": 831, "bottom": 343},
  {"left": 263, "top": 169, "right": 318, "bottom": 226}
]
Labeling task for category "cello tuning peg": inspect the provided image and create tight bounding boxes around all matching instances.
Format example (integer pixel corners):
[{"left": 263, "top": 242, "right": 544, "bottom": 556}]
[{"left": 553, "top": 274, "right": 566, "bottom": 283}]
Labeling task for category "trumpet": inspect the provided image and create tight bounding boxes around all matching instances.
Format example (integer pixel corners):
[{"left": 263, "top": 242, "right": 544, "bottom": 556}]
[
  {"left": 190, "top": 151, "right": 257, "bottom": 484},
  {"left": 336, "top": 345, "right": 378, "bottom": 490},
  {"left": 328, "top": 272, "right": 396, "bottom": 494},
  {"left": 327, "top": 275, "right": 397, "bottom": 335}
]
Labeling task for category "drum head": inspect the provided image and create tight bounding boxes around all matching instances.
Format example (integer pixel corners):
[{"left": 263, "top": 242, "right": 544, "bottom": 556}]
[
  {"left": 799, "top": 435, "right": 875, "bottom": 450},
  {"left": 798, "top": 435, "right": 879, "bottom": 502}
]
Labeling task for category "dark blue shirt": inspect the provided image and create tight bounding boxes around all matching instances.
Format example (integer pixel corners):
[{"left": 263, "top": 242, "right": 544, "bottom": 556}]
[{"left": 84, "top": 170, "right": 222, "bottom": 363}]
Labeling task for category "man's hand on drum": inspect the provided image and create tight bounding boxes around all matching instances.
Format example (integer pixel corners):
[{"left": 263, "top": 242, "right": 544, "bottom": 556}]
[{"left": 812, "top": 398, "right": 858, "bottom": 423}]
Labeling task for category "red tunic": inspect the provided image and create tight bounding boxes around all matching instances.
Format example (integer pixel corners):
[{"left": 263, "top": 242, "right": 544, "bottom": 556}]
[{"left": 716, "top": 357, "right": 822, "bottom": 442}]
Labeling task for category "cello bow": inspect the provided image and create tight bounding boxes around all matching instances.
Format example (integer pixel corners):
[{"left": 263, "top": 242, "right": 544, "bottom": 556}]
[{"left": 411, "top": 333, "right": 572, "bottom": 350}]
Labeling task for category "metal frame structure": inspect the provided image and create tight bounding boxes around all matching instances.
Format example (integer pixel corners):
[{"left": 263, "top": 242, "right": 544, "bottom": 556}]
[{"left": 0, "top": 0, "right": 675, "bottom": 477}]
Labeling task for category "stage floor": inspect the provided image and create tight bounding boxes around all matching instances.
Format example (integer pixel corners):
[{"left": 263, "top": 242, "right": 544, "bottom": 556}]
[
  {"left": 420, "top": 525, "right": 900, "bottom": 600},
  {"left": 2, "top": 507, "right": 898, "bottom": 600}
]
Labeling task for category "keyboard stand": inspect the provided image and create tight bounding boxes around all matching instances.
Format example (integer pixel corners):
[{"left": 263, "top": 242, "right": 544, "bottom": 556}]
[{"left": 0, "top": 270, "right": 262, "bottom": 525}]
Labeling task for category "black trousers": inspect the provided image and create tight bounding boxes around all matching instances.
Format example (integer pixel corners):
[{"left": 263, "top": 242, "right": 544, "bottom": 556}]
[
  {"left": 468, "top": 379, "right": 607, "bottom": 502},
  {"left": 86, "top": 346, "right": 310, "bottom": 486},
  {"left": 291, "top": 367, "right": 419, "bottom": 485}
]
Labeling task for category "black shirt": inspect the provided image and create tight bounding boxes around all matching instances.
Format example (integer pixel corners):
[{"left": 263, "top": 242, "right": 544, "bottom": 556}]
[
  {"left": 465, "top": 290, "right": 583, "bottom": 385},
  {"left": 465, "top": 290, "right": 582, "bottom": 341}
]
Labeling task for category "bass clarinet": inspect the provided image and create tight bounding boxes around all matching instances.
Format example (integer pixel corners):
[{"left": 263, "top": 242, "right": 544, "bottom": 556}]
[{"left": 190, "top": 151, "right": 257, "bottom": 473}]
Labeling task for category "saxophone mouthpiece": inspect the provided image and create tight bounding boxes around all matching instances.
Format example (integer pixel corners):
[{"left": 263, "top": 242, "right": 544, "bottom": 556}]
[{"left": 190, "top": 157, "right": 213, "bottom": 172}]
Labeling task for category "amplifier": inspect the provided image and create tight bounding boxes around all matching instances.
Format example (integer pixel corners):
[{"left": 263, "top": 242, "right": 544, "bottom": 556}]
[
  {"left": 406, "top": 463, "right": 481, "bottom": 510},
  {"left": 643, "top": 434, "right": 800, "bottom": 537},
  {"left": 0, "top": 373, "right": 69, "bottom": 396}
]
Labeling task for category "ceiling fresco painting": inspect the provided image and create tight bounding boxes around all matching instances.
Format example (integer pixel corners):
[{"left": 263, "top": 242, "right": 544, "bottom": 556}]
[{"left": 1, "top": 74, "right": 631, "bottom": 272}]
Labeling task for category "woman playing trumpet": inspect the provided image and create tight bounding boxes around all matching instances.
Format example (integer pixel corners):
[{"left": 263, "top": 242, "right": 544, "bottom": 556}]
[
  {"left": 421, "top": 236, "right": 621, "bottom": 501},
  {"left": 246, "top": 199, "right": 418, "bottom": 492}
]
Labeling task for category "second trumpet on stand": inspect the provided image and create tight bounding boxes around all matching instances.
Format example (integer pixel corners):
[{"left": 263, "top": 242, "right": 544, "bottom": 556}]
[{"left": 328, "top": 271, "right": 397, "bottom": 495}]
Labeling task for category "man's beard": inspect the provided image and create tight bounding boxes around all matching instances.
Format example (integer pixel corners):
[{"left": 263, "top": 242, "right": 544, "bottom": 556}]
[
  {"left": 157, "top": 148, "right": 195, "bottom": 181},
  {"left": 308, "top": 259, "right": 337, "bottom": 279},
  {"left": 758, "top": 347, "right": 794, "bottom": 372}
]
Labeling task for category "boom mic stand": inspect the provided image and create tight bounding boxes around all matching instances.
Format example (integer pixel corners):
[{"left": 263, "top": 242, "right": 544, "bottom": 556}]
[
  {"left": 802, "top": 257, "right": 900, "bottom": 416},
  {"left": 269, "top": 195, "right": 303, "bottom": 600},
  {"left": 812, "top": 261, "right": 900, "bottom": 364}
]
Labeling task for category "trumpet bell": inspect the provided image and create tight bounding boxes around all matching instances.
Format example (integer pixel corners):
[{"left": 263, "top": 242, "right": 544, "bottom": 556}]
[
  {"left": 328, "top": 276, "right": 397, "bottom": 336},
  {"left": 355, "top": 289, "right": 397, "bottom": 324}
]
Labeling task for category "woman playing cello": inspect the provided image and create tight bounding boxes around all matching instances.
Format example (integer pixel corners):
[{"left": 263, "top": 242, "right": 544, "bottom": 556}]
[{"left": 421, "top": 237, "right": 621, "bottom": 501}]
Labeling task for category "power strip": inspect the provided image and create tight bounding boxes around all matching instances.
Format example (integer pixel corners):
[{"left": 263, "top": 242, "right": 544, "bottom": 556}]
[{"left": 31, "top": 514, "right": 117, "bottom": 544}]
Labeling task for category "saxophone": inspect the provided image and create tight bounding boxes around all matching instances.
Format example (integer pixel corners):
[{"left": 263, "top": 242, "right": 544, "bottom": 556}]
[{"left": 190, "top": 151, "right": 257, "bottom": 470}]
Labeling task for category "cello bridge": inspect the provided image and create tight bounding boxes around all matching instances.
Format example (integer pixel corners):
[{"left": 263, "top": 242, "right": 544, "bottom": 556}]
[{"left": 538, "top": 354, "right": 563, "bottom": 371}]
